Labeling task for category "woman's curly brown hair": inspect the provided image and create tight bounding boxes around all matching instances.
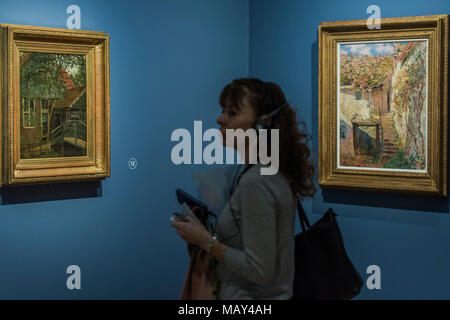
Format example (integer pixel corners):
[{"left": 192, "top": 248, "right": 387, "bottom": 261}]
[{"left": 219, "top": 78, "right": 316, "bottom": 199}]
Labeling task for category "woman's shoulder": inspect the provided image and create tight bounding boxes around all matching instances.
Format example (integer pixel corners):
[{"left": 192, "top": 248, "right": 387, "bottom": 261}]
[{"left": 239, "top": 164, "right": 293, "bottom": 197}]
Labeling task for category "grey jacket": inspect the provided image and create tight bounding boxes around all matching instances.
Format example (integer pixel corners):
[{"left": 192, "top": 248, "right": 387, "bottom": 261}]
[{"left": 215, "top": 164, "right": 296, "bottom": 300}]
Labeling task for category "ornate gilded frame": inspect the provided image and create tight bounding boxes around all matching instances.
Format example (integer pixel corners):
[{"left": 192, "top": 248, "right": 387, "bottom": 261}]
[
  {"left": 318, "top": 15, "right": 448, "bottom": 196},
  {"left": 0, "top": 24, "right": 110, "bottom": 185}
]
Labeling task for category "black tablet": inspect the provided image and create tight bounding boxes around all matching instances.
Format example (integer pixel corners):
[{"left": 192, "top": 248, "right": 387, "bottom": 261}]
[{"left": 175, "top": 188, "right": 216, "bottom": 219}]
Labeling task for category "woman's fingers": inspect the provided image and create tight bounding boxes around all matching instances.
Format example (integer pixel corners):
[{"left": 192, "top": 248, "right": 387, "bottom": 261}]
[
  {"left": 173, "top": 224, "right": 185, "bottom": 238},
  {"left": 172, "top": 217, "right": 192, "bottom": 232},
  {"left": 173, "top": 217, "right": 195, "bottom": 230},
  {"left": 172, "top": 214, "right": 206, "bottom": 245},
  {"left": 170, "top": 218, "right": 186, "bottom": 228},
  {"left": 170, "top": 219, "right": 178, "bottom": 228},
  {"left": 190, "top": 205, "right": 200, "bottom": 212},
  {"left": 185, "top": 215, "right": 201, "bottom": 225}
]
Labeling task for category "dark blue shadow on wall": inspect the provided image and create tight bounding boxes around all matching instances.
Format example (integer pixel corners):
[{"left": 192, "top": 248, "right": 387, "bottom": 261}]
[
  {"left": 310, "top": 37, "right": 449, "bottom": 215},
  {"left": 321, "top": 188, "right": 448, "bottom": 213},
  {"left": 1, "top": 180, "right": 101, "bottom": 205}
]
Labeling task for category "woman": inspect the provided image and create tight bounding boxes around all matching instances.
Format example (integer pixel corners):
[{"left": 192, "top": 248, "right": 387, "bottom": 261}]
[{"left": 171, "top": 78, "right": 316, "bottom": 299}]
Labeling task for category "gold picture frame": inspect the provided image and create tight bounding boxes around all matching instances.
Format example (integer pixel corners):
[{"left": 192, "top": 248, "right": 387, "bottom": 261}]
[
  {"left": 318, "top": 15, "right": 447, "bottom": 196},
  {"left": 0, "top": 24, "right": 110, "bottom": 185}
]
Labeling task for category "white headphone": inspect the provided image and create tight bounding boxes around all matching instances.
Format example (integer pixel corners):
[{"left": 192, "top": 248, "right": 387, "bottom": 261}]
[{"left": 252, "top": 102, "right": 289, "bottom": 131}]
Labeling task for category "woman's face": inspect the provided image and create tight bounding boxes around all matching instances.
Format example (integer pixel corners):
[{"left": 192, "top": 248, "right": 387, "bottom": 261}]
[{"left": 216, "top": 96, "right": 258, "bottom": 148}]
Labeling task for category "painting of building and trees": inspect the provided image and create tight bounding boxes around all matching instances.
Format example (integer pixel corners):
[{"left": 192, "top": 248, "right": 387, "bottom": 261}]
[
  {"left": 338, "top": 40, "right": 427, "bottom": 171},
  {"left": 20, "top": 52, "right": 87, "bottom": 159}
]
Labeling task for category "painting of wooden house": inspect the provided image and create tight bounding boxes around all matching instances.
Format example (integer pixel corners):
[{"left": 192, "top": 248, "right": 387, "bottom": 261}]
[{"left": 20, "top": 52, "right": 87, "bottom": 159}]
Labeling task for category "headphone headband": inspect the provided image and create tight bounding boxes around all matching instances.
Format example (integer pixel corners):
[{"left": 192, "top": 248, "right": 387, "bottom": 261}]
[{"left": 258, "top": 102, "right": 289, "bottom": 122}]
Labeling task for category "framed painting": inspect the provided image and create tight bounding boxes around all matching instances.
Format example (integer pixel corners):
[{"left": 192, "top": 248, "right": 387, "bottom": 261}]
[
  {"left": 0, "top": 24, "right": 110, "bottom": 185},
  {"left": 318, "top": 15, "right": 447, "bottom": 196}
]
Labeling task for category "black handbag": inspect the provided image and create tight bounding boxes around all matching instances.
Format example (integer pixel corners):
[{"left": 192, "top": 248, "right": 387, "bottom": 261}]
[{"left": 292, "top": 199, "right": 363, "bottom": 300}]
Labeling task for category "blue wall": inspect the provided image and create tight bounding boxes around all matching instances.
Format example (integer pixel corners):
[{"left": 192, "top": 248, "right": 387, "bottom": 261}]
[
  {"left": 0, "top": 0, "right": 248, "bottom": 299},
  {"left": 250, "top": 0, "right": 450, "bottom": 299}
]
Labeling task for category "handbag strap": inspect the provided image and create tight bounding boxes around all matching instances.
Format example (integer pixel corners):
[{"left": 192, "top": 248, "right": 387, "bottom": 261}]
[{"left": 296, "top": 196, "right": 311, "bottom": 232}]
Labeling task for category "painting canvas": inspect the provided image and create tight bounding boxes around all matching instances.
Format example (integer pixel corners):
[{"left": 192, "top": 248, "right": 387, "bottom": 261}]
[
  {"left": 338, "top": 40, "right": 428, "bottom": 172},
  {"left": 20, "top": 52, "right": 87, "bottom": 159}
]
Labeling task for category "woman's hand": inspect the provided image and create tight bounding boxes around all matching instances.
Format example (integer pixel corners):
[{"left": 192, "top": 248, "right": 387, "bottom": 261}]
[{"left": 170, "top": 212, "right": 211, "bottom": 248}]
